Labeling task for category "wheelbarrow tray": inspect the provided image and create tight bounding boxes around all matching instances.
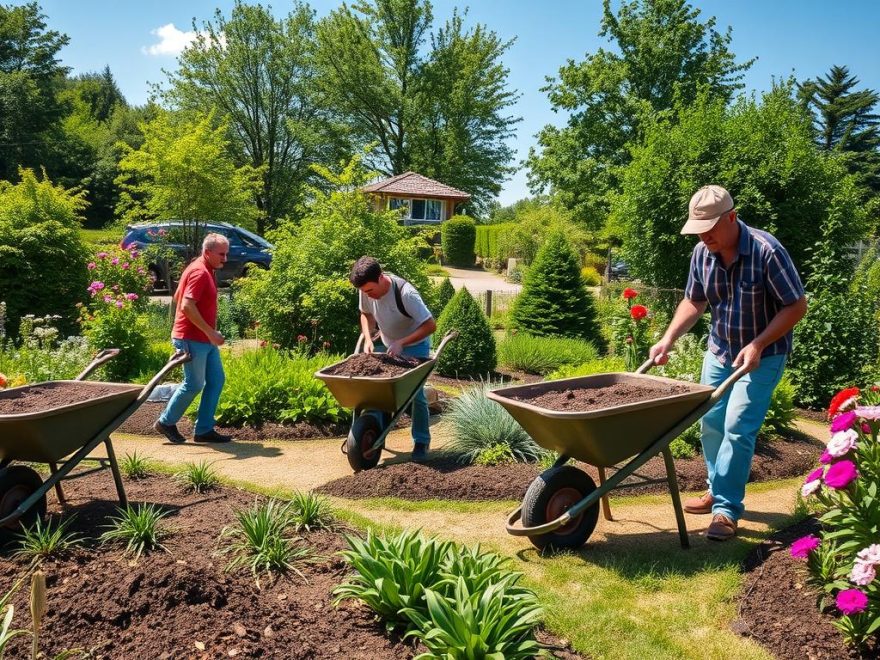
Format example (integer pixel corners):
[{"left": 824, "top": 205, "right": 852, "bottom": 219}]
[
  {"left": 0, "top": 381, "right": 142, "bottom": 463},
  {"left": 488, "top": 373, "right": 713, "bottom": 467},
  {"left": 315, "top": 358, "right": 435, "bottom": 412}
]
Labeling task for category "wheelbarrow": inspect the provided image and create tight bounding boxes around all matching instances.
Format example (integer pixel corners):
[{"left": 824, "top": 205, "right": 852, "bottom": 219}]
[
  {"left": 315, "top": 331, "right": 458, "bottom": 471},
  {"left": 487, "top": 358, "right": 748, "bottom": 550},
  {"left": 0, "top": 348, "right": 191, "bottom": 533}
]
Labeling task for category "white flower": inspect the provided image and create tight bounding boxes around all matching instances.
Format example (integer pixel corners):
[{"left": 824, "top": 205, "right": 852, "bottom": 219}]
[
  {"left": 801, "top": 479, "right": 822, "bottom": 498},
  {"left": 851, "top": 561, "right": 877, "bottom": 586},
  {"left": 855, "top": 405, "right": 880, "bottom": 421},
  {"left": 857, "top": 544, "right": 880, "bottom": 565},
  {"left": 827, "top": 429, "right": 859, "bottom": 457}
]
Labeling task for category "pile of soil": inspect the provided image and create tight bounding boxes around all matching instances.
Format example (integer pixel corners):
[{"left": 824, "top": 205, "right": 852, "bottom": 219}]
[
  {"left": 318, "top": 432, "right": 822, "bottom": 501},
  {"left": 323, "top": 352, "right": 426, "bottom": 378},
  {"left": 0, "top": 382, "right": 135, "bottom": 415},
  {"left": 0, "top": 472, "right": 582, "bottom": 659},
  {"left": 735, "top": 517, "right": 871, "bottom": 659},
  {"left": 511, "top": 381, "right": 693, "bottom": 412}
]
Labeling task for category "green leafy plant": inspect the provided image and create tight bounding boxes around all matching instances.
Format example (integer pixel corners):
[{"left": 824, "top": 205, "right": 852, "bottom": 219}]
[
  {"left": 0, "top": 313, "right": 91, "bottom": 386},
  {"left": 441, "top": 215, "right": 476, "bottom": 267},
  {"left": 288, "top": 491, "right": 335, "bottom": 532},
  {"left": 0, "top": 573, "right": 28, "bottom": 658},
  {"left": 474, "top": 443, "right": 515, "bottom": 466},
  {"left": 497, "top": 333, "right": 598, "bottom": 375},
  {"left": 175, "top": 460, "right": 220, "bottom": 494},
  {"left": 547, "top": 355, "right": 627, "bottom": 380},
  {"left": 120, "top": 451, "right": 152, "bottom": 480},
  {"left": 15, "top": 516, "right": 82, "bottom": 563},
  {"left": 434, "top": 288, "right": 497, "bottom": 377},
  {"left": 445, "top": 384, "right": 544, "bottom": 464},
  {"left": 99, "top": 504, "right": 170, "bottom": 559}
]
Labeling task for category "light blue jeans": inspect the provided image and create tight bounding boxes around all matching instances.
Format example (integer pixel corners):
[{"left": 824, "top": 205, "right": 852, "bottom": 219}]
[
  {"left": 159, "top": 338, "right": 225, "bottom": 436},
  {"left": 374, "top": 338, "right": 431, "bottom": 446},
  {"left": 700, "top": 350, "right": 787, "bottom": 521}
]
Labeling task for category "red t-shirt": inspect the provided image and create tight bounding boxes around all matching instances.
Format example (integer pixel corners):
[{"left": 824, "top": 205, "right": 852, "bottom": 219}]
[{"left": 172, "top": 258, "right": 218, "bottom": 343}]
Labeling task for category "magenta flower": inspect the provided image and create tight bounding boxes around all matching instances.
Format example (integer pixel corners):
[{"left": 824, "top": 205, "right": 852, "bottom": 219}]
[
  {"left": 125, "top": 293, "right": 139, "bottom": 301},
  {"left": 90, "top": 281, "right": 105, "bottom": 291},
  {"left": 790, "top": 535, "right": 820, "bottom": 559},
  {"left": 837, "top": 589, "right": 869, "bottom": 615},
  {"left": 87, "top": 262, "right": 96, "bottom": 270},
  {"left": 831, "top": 411, "right": 857, "bottom": 433},
  {"left": 121, "top": 262, "right": 130, "bottom": 270},
  {"left": 115, "top": 300, "right": 124, "bottom": 308},
  {"left": 110, "top": 257, "right": 119, "bottom": 265},
  {"left": 130, "top": 250, "right": 139, "bottom": 258},
  {"left": 824, "top": 460, "right": 858, "bottom": 489},
  {"left": 819, "top": 450, "right": 834, "bottom": 465},
  {"left": 97, "top": 252, "right": 107, "bottom": 260},
  {"left": 805, "top": 467, "right": 824, "bottom": 484},
  {"left": 103, "top": 295, "right": 112, "bottom": 303}
]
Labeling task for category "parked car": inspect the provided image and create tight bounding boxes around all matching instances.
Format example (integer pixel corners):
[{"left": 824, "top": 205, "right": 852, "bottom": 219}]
[
  {"left": 609, "top": 260, "right": 629, "bottom": 281},
  {"left": 121, "top": 221, "right": 273, "bottom": 290}
]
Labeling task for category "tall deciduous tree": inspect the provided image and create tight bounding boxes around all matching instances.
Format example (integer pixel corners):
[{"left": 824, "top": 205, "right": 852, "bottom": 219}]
[
  {"left": 315, "top": 0, "right": 519, "bottom": 214},
  {"left": 527, "top": 0, "right": 752, "bottom": 229},
  {"left": 165, "top": 1, "right": 345, "bottom": 232}
]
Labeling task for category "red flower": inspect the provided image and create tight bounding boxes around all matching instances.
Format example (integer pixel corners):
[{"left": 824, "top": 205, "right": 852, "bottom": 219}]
[
  {"left": 828, "top": 387, "right": 860, "bottom": 419},
  {"left": 297, "top": 334, "right": 308, "bottom": 343},
  {"left": 630, "top": 305, "right": 648, "bottom": 320},
  {"left": 259, "top": 340, "right": 268, "bottom": 348},
  {"left": 0, "top": 373, "right": 6, "bottom": 388},
  {"left": 622, "top": 288, "right": 638, "bottom": 300}
]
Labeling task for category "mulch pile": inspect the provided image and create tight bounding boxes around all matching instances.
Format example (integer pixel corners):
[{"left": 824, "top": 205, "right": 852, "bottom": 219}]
[
  {"left": 0, "top": 382, "right": 136, "bottom": 415},
  {"left": 322, "top": 353, "right": 426, "bottom": 378},
  {"left": 0, "top": 472, "right": 583, "bottom": 659},
  {"left": 510, "top": 381, "right": 694, "bottom": 412},
  {"left": 318, "top": 432, "right": 822, "bottom": 501},
  {"left": 735, "top": 516, "right": 873, "bottom": 659}
]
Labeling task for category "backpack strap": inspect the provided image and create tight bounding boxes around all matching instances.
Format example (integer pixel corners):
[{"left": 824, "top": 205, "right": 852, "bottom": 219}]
[{"left": 392, "top": 277, "right": 412, "bottom": 319}]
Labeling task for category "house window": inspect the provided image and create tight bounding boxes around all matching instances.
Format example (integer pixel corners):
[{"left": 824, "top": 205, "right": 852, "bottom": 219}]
[{"left": 389, "top": 197, "right": 443, "bottom": 222}]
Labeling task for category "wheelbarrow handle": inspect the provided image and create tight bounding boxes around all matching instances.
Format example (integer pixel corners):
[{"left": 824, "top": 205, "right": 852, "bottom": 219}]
[
  {"left": 76, "top": 348, "right": 121, "bottom": 381},
  {"left": 636, "top": 356, "right": 749, "bottom": 401},
  {"left": 134, "top": 350, "right": 192, "bottom": 406},
  {"left": 432, "top": 330, "right": 458, "bottom": 360}
]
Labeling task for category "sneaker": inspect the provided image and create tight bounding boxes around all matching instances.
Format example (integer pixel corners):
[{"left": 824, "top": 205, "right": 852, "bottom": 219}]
[
  {"left": 684, "top": 490, "right": 714, "bottom": 515},
  {"left": 411, "top": 444, "right": 429, "bottom": 462},
  {"left": 154, "top": 420, "right": 186, "bottom": 444},
  {"left": 193, "top": 429, "right": 234, "bottom": 443},
  {"left": 706, "top": 513, "right": 737, "bottom": 541}
]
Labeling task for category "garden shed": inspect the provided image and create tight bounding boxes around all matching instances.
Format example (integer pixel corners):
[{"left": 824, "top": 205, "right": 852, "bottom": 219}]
[{"left": 362, "top": 171, "right": 471, "bottom": 225}]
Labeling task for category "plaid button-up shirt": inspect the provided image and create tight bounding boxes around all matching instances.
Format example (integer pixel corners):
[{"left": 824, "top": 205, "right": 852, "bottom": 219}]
[{"left": 685, "top": 220, "right": 805, "bottom": 365}]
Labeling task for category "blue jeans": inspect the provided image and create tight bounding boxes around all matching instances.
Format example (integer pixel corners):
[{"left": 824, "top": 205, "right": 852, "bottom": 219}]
[
  {"left": 159, "top": 338, "right": 225, "bottom": 436},
  {"left": 699, "top": 350, "right": 786, "bottom": 521},
  {"left": 374, "top": 338, "right": 431, "bottom": 446}
]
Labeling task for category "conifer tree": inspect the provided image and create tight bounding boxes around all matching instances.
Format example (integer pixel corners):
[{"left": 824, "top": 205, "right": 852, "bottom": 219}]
[{"left": 434, "top": 288, "right": 496, "bottom": 377}]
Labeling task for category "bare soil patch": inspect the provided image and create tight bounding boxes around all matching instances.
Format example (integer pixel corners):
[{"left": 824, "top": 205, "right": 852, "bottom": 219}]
[
  {"left": 510, "top": 381, "right": 693, "bottom": 412},
  {"left": 323, "top": 353, "right": 426, "bottom": 377},
  {"left": 735, "top": 516, "right": 872, "bottom": 659},
  {"left": 318, "top": 431, "right": 822, "bottom": 501},
  {"left": 0, "top": 472, "right": 582, "bottom": 659},
  {"left": 0, "top": 382, "right": 135, "bottom": 415}
]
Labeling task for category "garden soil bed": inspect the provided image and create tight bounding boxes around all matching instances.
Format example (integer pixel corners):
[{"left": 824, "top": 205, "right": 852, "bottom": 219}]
[
  {"left": 322, "top": 352, "right": 426, "bottom": 377},
  {"left": 735, "top": 516, "right": 872, "bottom": 659},
  {"left": 510, "top": 381, "right": 693, "bottom": 412},
  {"left": 0, "top": 382, "right": 136, "bottom": 415},
  {"left": 318, "top": 431, "right": 823, "bottom": 501},
  {"left": 0, "top": 472, "right": 583, "bottom": 659}
]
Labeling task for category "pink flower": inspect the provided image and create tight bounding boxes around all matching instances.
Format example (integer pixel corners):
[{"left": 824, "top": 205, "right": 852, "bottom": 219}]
[
  {"left": 863, "top": 423, "right": 872, "bottom": 434},
  {"left": 855, "top": 405, "right": 880, "bottom": 421},
  {"left": 850, "top": 561, "right": 876, "bottom": 586},
  {"left": 801, "top": 479, "right": 822, "bottom": 497},
  {"left": 121, "top": 262, "right": 130, "bottom": 270},
  {"left": 819, "top": 450, "right": 834, "bottom": 465},
  {"left": 824, "top": 460, "right": 858, "bottom": 489},
  {"left": 805, "top": 467, "right": 824, "bottom": 484},
  {"left": 857, "top": 544, "right": 880, "bottom": 565},
  {"left": 115, "top": 300, "right": 124, "bottom": 308},
  {"left": 831, "top": 411, "right": 857, "bottom": 433},
  {"left": 87, "top": 262, "right": 96, "bottom": 270},
  {"left": 790, "top": 535, "right": 820, "bottom": 559},
  {"left": 97, "top": 252, "right": 107, "bottom": 260},
  {"left": 90, "top": 281, "right": 105, "bottom": 291},
  {"left": 827, "top": 429, "right": 858, "bottom": 457},
  {"left": 130, "top": 250, "right": 139, "bottom": 258},
  {"left": 837, "top": 589, "right": 869, "bottom": 615},
  {"left": 103, "top": 295, "right": 112, "bottom": 303},
  {"left": 137, "top": 268, "right": 145, "bottom": 275},
  {"left": 125, "top": 293, "right": 139, "bottom": 301},
  {"left": 111, "top": 257, "right": 119, "bottom": 265},
  {"left": 297, "top": 335, "right": 308, "bottom": 343}
]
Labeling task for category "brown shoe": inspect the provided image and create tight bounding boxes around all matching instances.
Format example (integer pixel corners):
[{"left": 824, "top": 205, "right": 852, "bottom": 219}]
[
  {"left": 706, "top": 513, "right": 737, "bottom": 541},
  {"left": 684, "top": 490, "right": 714, "bottom": 515}
]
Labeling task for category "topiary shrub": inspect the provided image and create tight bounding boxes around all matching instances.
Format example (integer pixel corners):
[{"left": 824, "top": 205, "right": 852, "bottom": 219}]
[
  {"left": 441, "top": 215, "right": 476, "bottom": 267},
  {"left": 433, "top": 277, "right": 455, "bottom": 316},
  {"left": 509, "top": 231, "right": 602, "bottom": 346},
  {"left": 434, "top": 288, "right": 496, "bottom": 377},
  {"left": 581, "top": 266, "right": 602, "bottom": 286}
]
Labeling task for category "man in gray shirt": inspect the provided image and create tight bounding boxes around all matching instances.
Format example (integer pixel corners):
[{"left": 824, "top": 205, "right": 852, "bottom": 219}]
[{"left": 349, "top": 256, "right": 437, "bottom": 460}]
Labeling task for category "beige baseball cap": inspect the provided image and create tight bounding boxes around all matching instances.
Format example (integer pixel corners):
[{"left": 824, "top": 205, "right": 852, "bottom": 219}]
[{"left": 680, "top": 185, "right": 734, "bottom": 235}]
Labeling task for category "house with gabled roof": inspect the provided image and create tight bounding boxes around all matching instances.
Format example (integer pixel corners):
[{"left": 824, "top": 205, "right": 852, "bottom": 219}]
[{"left": 362, "top": 171, "right": 471, "bottom": 225}]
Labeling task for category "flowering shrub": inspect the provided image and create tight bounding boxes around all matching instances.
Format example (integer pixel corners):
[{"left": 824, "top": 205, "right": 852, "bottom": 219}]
[
  {"left": 794, "top": 385, "right": 880, "bottom": 647},
  {"left": 86, "top": 247, "right": 152, "bottom": 311}
]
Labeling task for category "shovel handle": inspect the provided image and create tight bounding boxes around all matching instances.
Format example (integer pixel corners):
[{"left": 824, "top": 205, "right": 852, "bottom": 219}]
[{"left": 76, "top": 348, "right": 121, "bottom": 380}]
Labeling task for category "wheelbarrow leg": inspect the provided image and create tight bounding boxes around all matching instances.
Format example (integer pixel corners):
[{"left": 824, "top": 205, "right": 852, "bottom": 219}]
[
  {"left": 103, "top": 439, "right": 128, "bottom": 508},
  {"left": 596, "top": 466, "right": 613, "bottom": 521},
  {"left": 47, "top": 463, "right": 67, "bottom": 504},
  {"left": 661, "top": 447, "right": 689, "bottom": 549}
]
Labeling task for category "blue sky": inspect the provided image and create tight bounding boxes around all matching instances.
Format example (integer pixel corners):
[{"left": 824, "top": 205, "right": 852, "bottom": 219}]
[{"left": 15, "top": 0, "right": 880, "bottom": 205}]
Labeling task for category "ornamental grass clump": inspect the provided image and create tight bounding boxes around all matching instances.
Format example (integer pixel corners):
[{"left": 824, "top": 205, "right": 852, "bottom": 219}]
[
  {"left": 793, "top": 385, "right": 880, "bottom": 648},
  {"left": 99, "top": 504, "right": 170, "bottom": 559},
  {"left": 15, "top": 516, "right": 82, "bottom": 563}
]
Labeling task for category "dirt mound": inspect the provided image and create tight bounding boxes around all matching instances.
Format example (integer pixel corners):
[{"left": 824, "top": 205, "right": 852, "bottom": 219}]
[
  {"left": 323, "top": 352, "right": 426, "bottom": 377},
  {"left": 510, "top": 381, "right": 692, "bottom": 411}
]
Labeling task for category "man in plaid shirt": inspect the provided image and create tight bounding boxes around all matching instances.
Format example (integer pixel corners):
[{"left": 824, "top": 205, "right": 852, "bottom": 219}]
[{"left": 649, "top": 185, "right": 808, "bottom": 541}]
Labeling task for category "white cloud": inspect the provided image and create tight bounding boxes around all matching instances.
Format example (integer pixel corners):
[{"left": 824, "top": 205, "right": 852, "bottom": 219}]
[{"left": 142, "top": 23, "right": 199, "bottom": 57}]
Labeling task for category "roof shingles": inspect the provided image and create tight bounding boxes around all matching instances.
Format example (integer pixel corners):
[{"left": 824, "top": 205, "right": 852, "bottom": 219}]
[{"left": 362, "top": 171, "right": 470, "bottom": 200}]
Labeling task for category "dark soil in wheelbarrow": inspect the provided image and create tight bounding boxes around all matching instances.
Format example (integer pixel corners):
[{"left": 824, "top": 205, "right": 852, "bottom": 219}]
[
  {"left": 322, "top": 352, "right": 427, "bottom": 377},
  {"left": 0, "top": 382, "right": 132, "bottom": 414},
  {"left": 318, "top": 431, "right": 823, "bottom": 501},
  {"left": 733, "top": 516, "right": 873, "bottom": 659},
  {"left": 511, "top": 381, "right": 693, "bottom": 412},
  {"left": 0, "top": 472, "right": 583, "bottom": 659}
]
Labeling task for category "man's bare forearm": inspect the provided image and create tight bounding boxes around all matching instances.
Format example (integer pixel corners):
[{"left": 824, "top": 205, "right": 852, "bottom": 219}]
[
  {"left": 751, "top": 297, "right": 807, "bottom": 351},
  {"left": 662, "top": 298, "right": 708, "bottom": 344}
]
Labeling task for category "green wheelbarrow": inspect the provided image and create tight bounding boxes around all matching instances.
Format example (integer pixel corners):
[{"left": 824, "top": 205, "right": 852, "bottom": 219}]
[
  {"left": 0, "top": 348, "right": 191, "bottom": 533},
  {"left": 315, "top": 331, "right": 457, "bottom": 472},
  {"left": 487, "top": 358, "right": 748, "bottom": 550}
]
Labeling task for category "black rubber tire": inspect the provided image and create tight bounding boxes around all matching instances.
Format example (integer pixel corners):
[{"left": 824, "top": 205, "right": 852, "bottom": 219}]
[
  {"left": 0, "top": 466, "right": 47, "bottom": 534},
  {"left": 346, "top": 415, "right": 383, "bottom": 472},
  {"left": 521, "top": 464, "right": 599, "bottom": 551}
]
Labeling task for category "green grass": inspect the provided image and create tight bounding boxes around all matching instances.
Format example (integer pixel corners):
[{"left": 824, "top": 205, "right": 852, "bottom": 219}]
[
  {"left": 426, "top": 264, "right": 450, "bottom": 276},
  {"left": 497, "top": 333, "right": 599, "bottom": 375},
  {"left": 15, "top": 516, "right": 82, "bottom": 562},
  {"left": 79, "top": 226, "right": 123, "bottom": 247}
]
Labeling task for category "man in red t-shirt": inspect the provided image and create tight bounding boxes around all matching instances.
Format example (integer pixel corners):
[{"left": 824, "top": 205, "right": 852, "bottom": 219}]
[{"left": 154, "top": 233, "right": 234, "bottom": 443}]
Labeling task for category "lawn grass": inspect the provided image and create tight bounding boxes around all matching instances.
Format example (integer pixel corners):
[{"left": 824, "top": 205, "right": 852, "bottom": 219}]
[{"left": 80, "top": 226, "right": 123, "bottom": 247}]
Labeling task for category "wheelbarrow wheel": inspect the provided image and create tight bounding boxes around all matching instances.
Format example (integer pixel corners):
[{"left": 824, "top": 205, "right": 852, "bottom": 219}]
[
  {"left": 521, "top": 465, "right": 599, "bottom": 551},
  {"left": 346, "top": 415, "right": 383, "bottom": 472},
  {"left": 0, "top": 466, "right": 47, "bottom": 534}
]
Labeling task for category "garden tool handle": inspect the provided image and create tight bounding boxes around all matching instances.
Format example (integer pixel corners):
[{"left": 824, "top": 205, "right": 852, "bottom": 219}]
[
  {"left": 135, "top": 350, "right": 192, "bottom": 406},
  {"left": 709, "top": 364, "right": 750, "bottom": 404},
  {"left": 636, "top": 357, "right": 656, "bottom": 374},
  {"left": 76, "top": 348, "right": 122, "bottom": 381},
  {"left": 433, "top": 330, "right": 459, "bottom": 359}
]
